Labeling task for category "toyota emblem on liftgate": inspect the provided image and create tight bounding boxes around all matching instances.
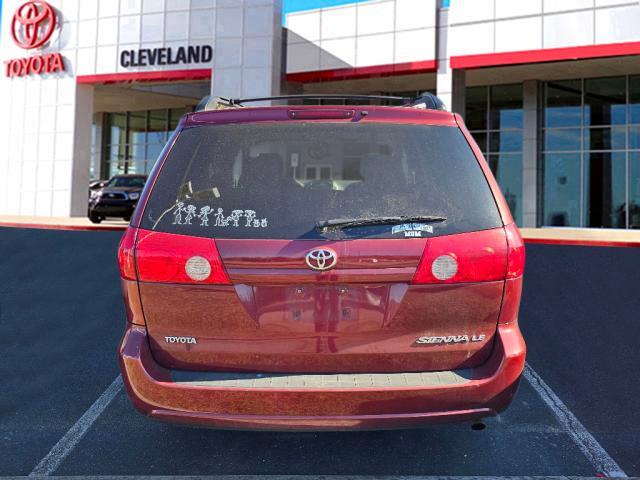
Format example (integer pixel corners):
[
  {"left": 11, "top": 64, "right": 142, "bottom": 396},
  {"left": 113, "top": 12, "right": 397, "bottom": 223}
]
[
  {"left": 305, "top": 248, "right": 338, "bottom": 271},
  {"left": 11, "top": 1, "right": 57, "bottom": 50}
]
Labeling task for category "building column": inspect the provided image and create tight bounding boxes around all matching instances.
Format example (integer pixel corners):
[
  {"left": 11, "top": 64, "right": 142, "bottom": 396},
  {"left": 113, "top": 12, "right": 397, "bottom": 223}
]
[
  {"left": 212, "top": 0, "right": 283, "bottom": 101},
  {"left": 435, "top": 5, "right": 465, "bottom": 116},
  {"left": 449, "top": 69, "right": 466, "bottom": 117},
  {"left": 0, "top": 71, "right": 94, "bottom": 217},
  {"left": 70, "top": 83, "right": 94, "bottom": 216},
  {"left": 522, "top": 80, "right": 539, "bottom": 228}
]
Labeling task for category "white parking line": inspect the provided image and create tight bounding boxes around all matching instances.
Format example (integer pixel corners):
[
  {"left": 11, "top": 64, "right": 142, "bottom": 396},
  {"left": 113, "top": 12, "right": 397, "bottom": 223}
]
[
  {"left": 524, "top": 362, "right": 627, "bottom": 478},
  {"left": 29, "top": 375, "right": 123, "bottom": 477}
]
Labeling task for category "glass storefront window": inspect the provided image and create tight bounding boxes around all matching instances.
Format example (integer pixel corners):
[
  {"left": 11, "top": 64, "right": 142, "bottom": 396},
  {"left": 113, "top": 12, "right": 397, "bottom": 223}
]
[
  {"left": 489, "top": 131, "right": 522, "bottom": 153},
  {"left": 109, "top": 113, "right": 127, "bottom": 146},
  {"left": 146, "top": 143, "right": 165, "bottom": 164},
  {"left": 106, "top": 143, "right": 127, "bottom": 178},
  {"left": 542, "top": 76, "right": 640, "bottom": 229},
  {"left": 630, "top": 76, "right": 640, "bottom": 125},
  {"left": 128, "top": 112, "right": 147, "bottom": 145},
  {"left": 543, "top": 81, "right": 588, "bottom": 228},
  {"left": 90, "top": 115, "right": 102, "bottom": 180},
  {"left": 584, "top": 152, "right": 626, "bottom": 228},
  {"left": 466, "top": 84, "right": 523, "bottom": 224},
  {"left": 630, "top": 126, "right": 640, "bottom": 150},
  {"left": 129, "top": 144, "right": 147, "bottom": 174},
  {"left": 487, "top": 154, "right": 523, "bottom": 220},
  {"left": 466, "top": 132, "right": 484, "bottom": 152},
  {"left": 630, "top": 152, "right": 640, "bottom": 228},
  {"left": 542, "top": 153, "right": 581, "bottom": 227},
  {"left": 489, "top": 84, "right": 523, "bottom": 130},
  {"left": 545, "top": 80, "right": 581, "bottom": 128},
  {"left": 170, "top": 108, "right": 187, "bottom": 130},
  {"left": 148, "top": 109, "right": 169, "bottom": 144},
  {"left": 584, "top": 77, "right": 627, "bottom": 126},
  {"left": 465, "top": 86, "right": 488, "bottom": 131},
  {"left": 100, "top": 107, "right": 192, "bottom": 178},
  {"left": 585, "top": 127, "right": 626, "bottom": 151},
  {"left": 545, "top": 128, "right": 581, "bottom": 151}
]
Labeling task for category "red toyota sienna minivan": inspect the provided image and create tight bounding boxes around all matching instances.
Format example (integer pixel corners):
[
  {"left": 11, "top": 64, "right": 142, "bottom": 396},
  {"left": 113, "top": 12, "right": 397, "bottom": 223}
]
[{"left": 117, "top": 94, "right": 526, "bottom": 430}]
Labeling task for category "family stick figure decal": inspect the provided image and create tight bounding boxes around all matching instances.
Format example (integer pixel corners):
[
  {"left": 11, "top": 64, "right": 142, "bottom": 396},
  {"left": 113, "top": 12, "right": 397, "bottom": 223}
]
[
  {"left": 198, "top": 206, "right": 213, "bottom": 226},
  {"left": 184, "top": 205, "right": 197, "bottom": 225},
  {"left": 172, "top": 204, "right": 268, "bottom": 229}
]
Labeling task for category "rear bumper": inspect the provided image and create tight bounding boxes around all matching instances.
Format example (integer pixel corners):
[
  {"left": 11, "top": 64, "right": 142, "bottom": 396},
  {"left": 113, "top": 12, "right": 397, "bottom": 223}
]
[{"left": 118, "top": 323, "right": 526, "bottom": 430}]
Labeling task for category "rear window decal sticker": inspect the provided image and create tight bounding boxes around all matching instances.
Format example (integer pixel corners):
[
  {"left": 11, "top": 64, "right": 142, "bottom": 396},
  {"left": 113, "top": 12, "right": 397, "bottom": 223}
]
[
  {"left": 184, "top": 205, "right": 197, "bottom": 225},
  {"left": 172, "top": 201, "right": 186, "bottom": 225},
  {"left": 198, "top": 206, "right": 213, "bottom": 226},
  {"left": 228, "top": 210, "right": 244, "bottom": 227},
  {"left": 244, "top": 210, "right": 256, "bottom": 227},
  {"left": 172, "top": 203, "right": 268, "bottom": 228},
  {"left": 391, "top": 223, "right": 435, "bottom": 238},
  {"left": 214, "top": 208, "right": 228, "bottom": 226}
]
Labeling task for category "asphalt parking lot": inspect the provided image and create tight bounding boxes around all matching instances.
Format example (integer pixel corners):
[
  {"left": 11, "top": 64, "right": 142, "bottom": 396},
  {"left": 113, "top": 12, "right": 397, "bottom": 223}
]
[{"left": 1, "top": 227, "right": 639, "bottom": 478}]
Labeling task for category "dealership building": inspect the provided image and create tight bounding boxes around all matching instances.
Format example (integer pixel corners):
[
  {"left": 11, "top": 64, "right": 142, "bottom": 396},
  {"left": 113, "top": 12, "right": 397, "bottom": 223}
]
[{"left": 1, "top": 0, "right": 640, "bottom": 229}]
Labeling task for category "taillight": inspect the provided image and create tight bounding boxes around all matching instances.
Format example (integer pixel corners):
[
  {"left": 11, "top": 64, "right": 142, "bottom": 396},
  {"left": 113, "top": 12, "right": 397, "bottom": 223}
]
[
  {"left": 412, "top": 227, "right": 508, "bottom": 284},
  {"left": 135, "top": 229, "right": 230, "bottom": 285},
  {"left": 118, "top": 227, "right": 137, "bottom": 280},
  {"left": 504, "top": 222, "right": 525, "bottom": 278},
  {"left": 499, "top": 223, "right": 525, "bottom": 324}
]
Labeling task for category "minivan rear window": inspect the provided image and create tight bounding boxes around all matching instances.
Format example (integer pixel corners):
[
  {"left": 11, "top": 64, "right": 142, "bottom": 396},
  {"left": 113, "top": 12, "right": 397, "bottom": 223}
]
[{"left": 140, "top": 123, "right": 502, "bottom": 239}]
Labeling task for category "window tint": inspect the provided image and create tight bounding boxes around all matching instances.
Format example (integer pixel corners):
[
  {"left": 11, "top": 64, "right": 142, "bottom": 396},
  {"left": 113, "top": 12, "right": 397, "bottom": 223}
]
[{"left": 141, "top": 123, "right": 502, "bottom": 239}]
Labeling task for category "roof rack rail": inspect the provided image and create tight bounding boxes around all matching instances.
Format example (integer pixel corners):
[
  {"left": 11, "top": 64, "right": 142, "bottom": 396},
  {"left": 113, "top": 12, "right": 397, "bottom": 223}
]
[
  {"left": 194, "top": 92, "right": 447, "bottom": 112},
  {"left": 229, "top": 94, "right": 410, "bottom": 105}
]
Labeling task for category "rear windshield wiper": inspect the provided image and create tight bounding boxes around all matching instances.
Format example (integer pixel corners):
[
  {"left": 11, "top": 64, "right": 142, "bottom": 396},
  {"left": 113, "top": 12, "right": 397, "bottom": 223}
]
[{"left": 316, "top": 215, "right": 447, "bottom": 232}]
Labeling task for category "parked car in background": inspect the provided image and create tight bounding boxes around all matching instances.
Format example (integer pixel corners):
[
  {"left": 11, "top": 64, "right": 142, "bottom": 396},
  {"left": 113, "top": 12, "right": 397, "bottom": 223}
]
[
  {"left": 117, "top": 94, "right": 526, "bottom": 430},
  {"left": 88, "top": 174, "right": 147, "bottom": 223}
]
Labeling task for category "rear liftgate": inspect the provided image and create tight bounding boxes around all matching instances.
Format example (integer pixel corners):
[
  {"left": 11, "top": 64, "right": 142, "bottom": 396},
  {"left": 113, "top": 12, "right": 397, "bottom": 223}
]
[{"left": 120, "top": 224, "right": 523, "bottom": 374}]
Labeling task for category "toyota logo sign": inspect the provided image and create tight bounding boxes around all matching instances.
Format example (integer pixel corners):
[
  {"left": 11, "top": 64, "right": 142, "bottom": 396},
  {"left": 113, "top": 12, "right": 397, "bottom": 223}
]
[
  {"left": 11, "top": 1, "right": 57, "bottom": 50},
  {"left": 5, "top": 0, "right": 65, "bottom": 78},
  {"left": 305, "top": 248, "right": 338, "bottom": 271}
]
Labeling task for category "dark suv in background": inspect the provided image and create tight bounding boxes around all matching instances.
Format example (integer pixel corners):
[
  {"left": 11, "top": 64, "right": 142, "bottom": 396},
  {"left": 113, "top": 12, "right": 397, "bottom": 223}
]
[{"left": 88, "top": 174, "right": 147, "bottom": 223}]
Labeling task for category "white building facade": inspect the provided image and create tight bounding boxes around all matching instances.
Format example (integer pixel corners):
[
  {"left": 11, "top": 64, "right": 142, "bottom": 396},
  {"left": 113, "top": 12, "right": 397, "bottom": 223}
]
[{"left": 1, "top": 0, "right": 640, "bottom": 229}]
